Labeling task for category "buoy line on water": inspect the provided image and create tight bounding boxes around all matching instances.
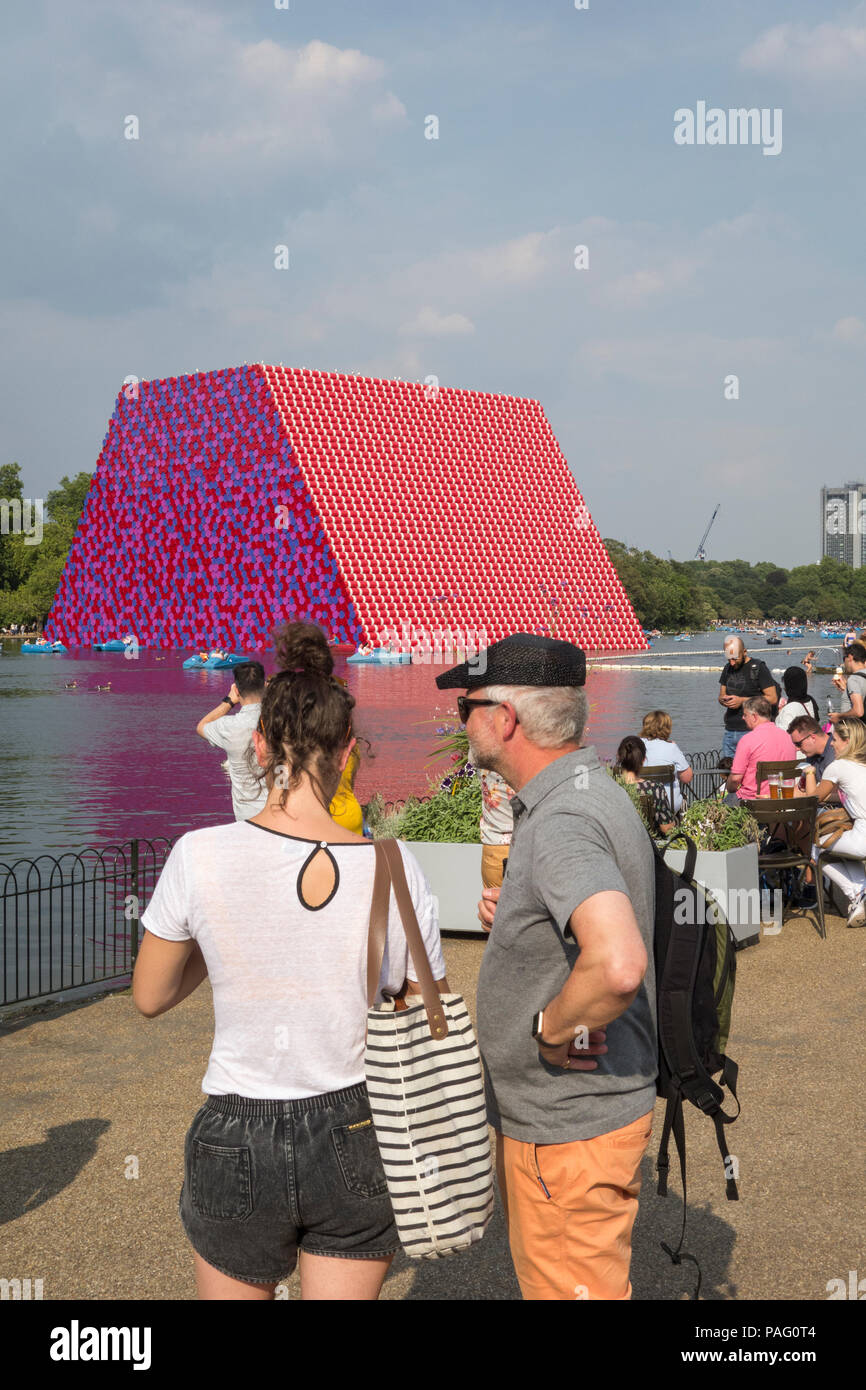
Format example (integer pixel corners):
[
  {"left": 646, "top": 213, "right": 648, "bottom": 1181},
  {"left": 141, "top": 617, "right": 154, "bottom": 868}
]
[
  {"left": 589, "top": 663, "right": 727, "bottom": 672},
  {"left": 599, "top": 642, "right": 825, "bottom": 660}
]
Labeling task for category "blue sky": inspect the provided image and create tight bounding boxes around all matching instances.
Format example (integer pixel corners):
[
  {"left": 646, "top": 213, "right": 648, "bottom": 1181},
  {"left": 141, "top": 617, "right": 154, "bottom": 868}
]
[{"left": 3, "top": 0, "right": 865, "bottom": 565}]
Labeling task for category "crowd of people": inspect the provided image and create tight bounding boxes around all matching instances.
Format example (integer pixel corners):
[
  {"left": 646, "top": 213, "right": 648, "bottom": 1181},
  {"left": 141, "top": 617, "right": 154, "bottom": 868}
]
[{"left": 129, "top": 621, "right": 866, "bottom": 1304}]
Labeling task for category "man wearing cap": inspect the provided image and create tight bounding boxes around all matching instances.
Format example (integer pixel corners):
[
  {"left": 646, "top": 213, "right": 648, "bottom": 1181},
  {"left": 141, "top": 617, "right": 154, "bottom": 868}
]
[{"left": 436, "top": 635, "right": 656, "bottom": 1301}]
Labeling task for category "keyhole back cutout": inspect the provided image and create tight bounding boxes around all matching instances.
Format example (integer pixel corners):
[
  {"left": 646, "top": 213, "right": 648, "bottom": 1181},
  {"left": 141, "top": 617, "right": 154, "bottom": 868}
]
[{"left": 297, "top": 842, "right": 340, "bottom": 911}]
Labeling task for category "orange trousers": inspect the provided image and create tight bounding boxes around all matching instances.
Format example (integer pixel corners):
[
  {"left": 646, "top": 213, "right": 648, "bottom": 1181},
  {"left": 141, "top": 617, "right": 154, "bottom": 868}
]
[
  {"left": 481, "top": 844, "right": 510, "bottom": 889},
  {"left": 495, "top": 1111, "right": 653, "bottom": 1300}
]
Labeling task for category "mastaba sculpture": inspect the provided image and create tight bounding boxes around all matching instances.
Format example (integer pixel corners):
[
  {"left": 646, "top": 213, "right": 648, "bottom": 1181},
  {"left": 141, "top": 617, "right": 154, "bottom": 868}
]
[{"left": 47, "top": 364, "right": 647, "bottom": 652}]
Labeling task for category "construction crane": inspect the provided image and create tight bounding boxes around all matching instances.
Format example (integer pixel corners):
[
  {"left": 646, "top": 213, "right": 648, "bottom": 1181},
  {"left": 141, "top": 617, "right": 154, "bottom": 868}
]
[{"left": 696, "top": 504, "right": 720, "bottom": 561}]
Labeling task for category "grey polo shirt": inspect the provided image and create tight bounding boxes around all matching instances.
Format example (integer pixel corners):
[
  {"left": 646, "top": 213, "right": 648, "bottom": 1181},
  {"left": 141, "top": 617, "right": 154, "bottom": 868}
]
[{"left": 476, "top": 746, "right": 657, "bottom": 1144}]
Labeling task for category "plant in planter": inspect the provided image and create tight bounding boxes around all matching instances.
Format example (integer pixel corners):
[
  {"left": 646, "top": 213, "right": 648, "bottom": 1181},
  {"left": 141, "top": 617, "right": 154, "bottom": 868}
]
[
  {"left": 364, "top": 720, "right": 484, "bottom": 934},
  {"left": 676, "top": 799, "right": 760, "bottom": 851},
  {"left": 664, "top": 798, "right": 762, "bottom": 948}
]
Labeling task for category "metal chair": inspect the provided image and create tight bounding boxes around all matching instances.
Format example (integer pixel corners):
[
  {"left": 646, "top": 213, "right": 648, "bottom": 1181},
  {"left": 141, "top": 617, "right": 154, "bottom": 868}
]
[
  {"left": 640, "top": 763, "right": 677, "bottom": 817},
  {"left": 748, "top": 797, "right": 824, "bottom": 938},
  {"left": 814, "top": 834, "right": 866, "bottom": 933}
]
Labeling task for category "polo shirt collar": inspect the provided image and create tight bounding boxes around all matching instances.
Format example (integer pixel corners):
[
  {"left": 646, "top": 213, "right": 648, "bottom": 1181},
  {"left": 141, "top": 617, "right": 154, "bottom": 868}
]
[{"left": 511, "top": 746, "right": 601, "bottom": 816}]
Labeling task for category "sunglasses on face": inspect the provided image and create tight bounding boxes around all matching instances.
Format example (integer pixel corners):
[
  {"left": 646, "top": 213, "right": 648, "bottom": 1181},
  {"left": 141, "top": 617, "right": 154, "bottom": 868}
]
[{"left": 457, "top": 696, "right": 510, "bottom": 724}]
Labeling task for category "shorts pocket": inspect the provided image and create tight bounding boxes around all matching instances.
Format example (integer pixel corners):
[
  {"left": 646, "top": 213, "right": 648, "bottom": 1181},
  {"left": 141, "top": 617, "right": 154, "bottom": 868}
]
[
  {"left": 190, "top": 1140, "right": 253, "bottom": 1221},
  {"left": 331, "top": 1118, "right": 389, "bottom": 1199}
]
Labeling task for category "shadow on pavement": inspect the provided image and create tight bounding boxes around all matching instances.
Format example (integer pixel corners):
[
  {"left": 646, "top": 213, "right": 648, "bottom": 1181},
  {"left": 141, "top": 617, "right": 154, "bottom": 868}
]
[{"left": 0, "top": 1119, "right": 111, "bottom": 1225}]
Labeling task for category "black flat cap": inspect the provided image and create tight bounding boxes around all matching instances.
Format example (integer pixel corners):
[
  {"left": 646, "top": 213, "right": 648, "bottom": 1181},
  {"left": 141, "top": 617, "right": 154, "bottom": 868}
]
[{"left": 435, "top": 632, "right": 586, "bottom": 692}]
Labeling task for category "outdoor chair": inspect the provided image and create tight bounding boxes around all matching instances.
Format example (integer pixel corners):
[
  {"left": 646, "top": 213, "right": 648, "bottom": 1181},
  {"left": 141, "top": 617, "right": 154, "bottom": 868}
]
[
  {"left": 755, "top": 760, "right": 800, "bottom": 797},
  {"left": 640, "top": 764, "right": 677, "bottom": 819},
  {"left": 748, "top": 797, "right": 824, "bottom": 939}
]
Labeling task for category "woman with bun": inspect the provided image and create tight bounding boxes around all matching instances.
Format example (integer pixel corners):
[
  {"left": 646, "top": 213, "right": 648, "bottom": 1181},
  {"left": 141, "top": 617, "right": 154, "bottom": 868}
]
[{"left": 133, "top": 621, "right": 447, "bottom": 1299}]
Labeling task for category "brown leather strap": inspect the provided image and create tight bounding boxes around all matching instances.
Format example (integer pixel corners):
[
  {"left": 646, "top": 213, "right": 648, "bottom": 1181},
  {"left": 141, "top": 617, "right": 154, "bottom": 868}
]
[
  {"left": 370, "top": 840, "right": 449, "bottom": 1039},
  {"left": 366, "top": 842, "right": 393, "bottom": 1006}
]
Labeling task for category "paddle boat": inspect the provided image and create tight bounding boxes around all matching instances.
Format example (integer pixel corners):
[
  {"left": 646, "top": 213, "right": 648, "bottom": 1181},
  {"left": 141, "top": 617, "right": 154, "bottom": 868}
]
[
  {"left": 347, "top": 646, "right": 411, "bottom": 665},
  {"left": 93, "top": 637, "right": 140, "bottom": 652},
  {"left": 673, "top": 633, "right": 691, "bottom": 643},
  {"left": 766, "top": 636, "right": 782, "bottom": 645},
  {"left": 182, "top": 651, "right": 252, "bottom": 670},
  {"left": 821, "top": 630, "right": 845, "bottom": 640},
  {"left": 22, "top": 640, "right": 67, "bottom": 653}
]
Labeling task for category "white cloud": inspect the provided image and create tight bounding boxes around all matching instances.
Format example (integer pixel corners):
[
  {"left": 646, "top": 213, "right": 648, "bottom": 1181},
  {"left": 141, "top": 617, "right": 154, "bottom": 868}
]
[
  {"left": 740, "top": 20, "right": 866, "bottom": 79},
  {"left": 400, "top": 307, "right": 475, "bottom": 336},
  {"left": 832, "top": 315, "right": 866, "bottom": 343}
]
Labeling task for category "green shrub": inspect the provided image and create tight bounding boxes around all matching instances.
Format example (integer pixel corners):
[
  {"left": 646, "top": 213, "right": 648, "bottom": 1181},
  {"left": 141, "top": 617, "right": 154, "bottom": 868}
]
[{"left": 678, "top": 798, "right": 760, "bottom": 851}]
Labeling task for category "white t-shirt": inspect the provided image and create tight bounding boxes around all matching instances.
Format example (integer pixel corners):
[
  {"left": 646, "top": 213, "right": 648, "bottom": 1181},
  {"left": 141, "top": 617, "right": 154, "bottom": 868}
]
[
  {"left": 822, "top": 759, "right": 866, "bottom": 823},
  {"left": 640, "top": 738, "right": 690, "bottom": 814},
  {"left": 776, "top": 699, "right": 819, "bottom": 732},
  {"left": 201, "top": 702, "right": 268, "bottom": 820},
  {"left": 141, "top": 823, "right": 446, "bottom": 1100}
]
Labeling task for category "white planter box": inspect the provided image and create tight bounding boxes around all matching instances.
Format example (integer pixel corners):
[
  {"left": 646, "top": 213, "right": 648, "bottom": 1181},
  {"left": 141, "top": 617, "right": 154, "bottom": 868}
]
[
  {"left": 403, "top": 841, "right": 485, "bottom": 936},
  {"left": 663, "top": 842, "right": 762, "bottom": 948}
]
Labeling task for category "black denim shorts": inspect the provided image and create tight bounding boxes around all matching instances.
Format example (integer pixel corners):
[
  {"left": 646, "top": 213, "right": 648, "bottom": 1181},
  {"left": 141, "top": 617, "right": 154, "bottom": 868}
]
[{"left": 179, "top": 1083, "right": 399, "bottom": 1285}]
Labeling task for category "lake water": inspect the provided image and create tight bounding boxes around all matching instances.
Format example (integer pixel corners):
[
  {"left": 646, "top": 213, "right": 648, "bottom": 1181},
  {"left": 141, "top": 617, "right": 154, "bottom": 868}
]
[{"left": 0, "top": 634, "right": 840, "bottom": 862}]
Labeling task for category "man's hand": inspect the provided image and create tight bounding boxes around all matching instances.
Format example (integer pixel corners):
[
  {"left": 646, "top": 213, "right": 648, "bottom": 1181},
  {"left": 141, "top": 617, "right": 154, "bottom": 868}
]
[
  {"left": 229, "top": 682, "right": 240, "bottom": 704},
  {"left": 537, "top": 1028, "right": 608, "bottom": 1071},
  {"left": 477, "top": 886, "right": 500, "bottom": 933},
  {"left": 721, "top": 694, "right": 742, "bottom": 708}
]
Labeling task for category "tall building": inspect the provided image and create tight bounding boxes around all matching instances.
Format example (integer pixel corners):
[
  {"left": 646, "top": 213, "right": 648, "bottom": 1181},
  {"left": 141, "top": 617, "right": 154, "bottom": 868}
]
[
  {"left": 821, "top": 483, "right": 866, "bottom": 568},
  {"left": 47, "top": 365, "right": 647, "bottom": 651}
]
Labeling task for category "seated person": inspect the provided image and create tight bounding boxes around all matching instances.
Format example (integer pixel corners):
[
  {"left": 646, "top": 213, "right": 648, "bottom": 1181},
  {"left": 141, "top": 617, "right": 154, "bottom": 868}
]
[
  {"left": 725, "top": 696, "right": 797, "bottom": 802},
  {"left": 638, "top": 709, "right": 692, "bottom": 814},
  {"left": 795, "top": 716, "right": 866, "bottom": 927},
  {"left": 788, "top": 716, "right": 836, "bottom": 781},
  {"left": 614, "top": 735, "right": 675, "bottom": 835}
]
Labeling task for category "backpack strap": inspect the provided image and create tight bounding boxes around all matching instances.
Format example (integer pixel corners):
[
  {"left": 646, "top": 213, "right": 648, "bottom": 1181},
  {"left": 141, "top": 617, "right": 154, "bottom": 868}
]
[
  {"left": 712, "top": 1058, "right": 741, "bottom": 1200},
  {"left": 657, "top": 1088, "right": 703, "bottom": 1300}
]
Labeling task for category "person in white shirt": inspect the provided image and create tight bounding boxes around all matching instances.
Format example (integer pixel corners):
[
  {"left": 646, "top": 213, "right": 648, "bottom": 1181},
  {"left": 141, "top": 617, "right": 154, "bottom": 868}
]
[
  {"left": 469, "top": 762, "right": 515, "bottom": 888},
  {"left": 775, "top": 666, "right": 819, "bottom": 732},
  {"left": 134, "top": 622, "right": 447, "bottom": 1301},
  {"left": 798, "top": 715, "right": 866, "bottom": 927},
  {"left": 196, "top": 662, "right": 268, "bottom": 820},
  {"left": 638, "top": 710, "right": 693, "bottom": 815}
]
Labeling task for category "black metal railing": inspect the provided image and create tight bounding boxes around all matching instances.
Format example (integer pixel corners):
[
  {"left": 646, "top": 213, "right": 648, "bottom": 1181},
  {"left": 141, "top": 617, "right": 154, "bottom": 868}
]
[
  {"left": 1, "top": 837, "right": 174, "bottom": 1009},
  {"left": 685, "top": 748, "right": 724, "bottom": 802}
]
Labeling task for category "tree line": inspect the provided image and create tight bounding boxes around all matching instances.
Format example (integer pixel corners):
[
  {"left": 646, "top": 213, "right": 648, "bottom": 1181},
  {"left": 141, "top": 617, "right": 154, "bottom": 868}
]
[
  {"left": 0, "top": 464, "right": 92, "bottom": 627},
  {"left": 603, "top": 539, "right": 866, "bottom": 629}
]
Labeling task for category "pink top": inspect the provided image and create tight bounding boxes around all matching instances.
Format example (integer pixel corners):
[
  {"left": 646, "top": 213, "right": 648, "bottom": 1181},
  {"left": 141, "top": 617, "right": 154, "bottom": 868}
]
[{"left": 731, "top": 722, "right": 798, "bottom": 800}]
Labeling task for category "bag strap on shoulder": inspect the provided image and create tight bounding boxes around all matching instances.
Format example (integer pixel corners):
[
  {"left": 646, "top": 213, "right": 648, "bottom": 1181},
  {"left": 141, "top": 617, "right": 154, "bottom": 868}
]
[{"left": 366, "top": 840, "right": 449, "bottom": 1040}]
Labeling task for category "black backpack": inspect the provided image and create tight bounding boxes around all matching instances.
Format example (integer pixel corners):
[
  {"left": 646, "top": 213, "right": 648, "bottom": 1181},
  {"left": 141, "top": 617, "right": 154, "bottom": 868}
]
[{"left": 650, "top": 829, "right": 740, "bottom": 1296}]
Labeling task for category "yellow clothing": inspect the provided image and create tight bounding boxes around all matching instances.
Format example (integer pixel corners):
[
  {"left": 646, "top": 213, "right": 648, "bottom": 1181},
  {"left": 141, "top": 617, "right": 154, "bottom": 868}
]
[{"left": 330, "top": 747, "right": 364, "bottom": 833}]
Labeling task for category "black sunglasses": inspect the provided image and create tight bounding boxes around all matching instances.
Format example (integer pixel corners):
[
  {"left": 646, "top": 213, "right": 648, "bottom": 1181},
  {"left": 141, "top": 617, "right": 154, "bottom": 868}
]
[{"left": 457, "top": 696, "right": 512, "bottom": 724}]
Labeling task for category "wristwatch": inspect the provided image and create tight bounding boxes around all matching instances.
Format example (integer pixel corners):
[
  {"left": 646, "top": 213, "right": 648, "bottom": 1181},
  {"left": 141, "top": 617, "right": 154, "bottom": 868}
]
[
  {"left": 223, "top": 695, "right": 235, "bottom": 706},
  {"left": 531, "top": 1010, "right": 549, "bottom": 1044}
]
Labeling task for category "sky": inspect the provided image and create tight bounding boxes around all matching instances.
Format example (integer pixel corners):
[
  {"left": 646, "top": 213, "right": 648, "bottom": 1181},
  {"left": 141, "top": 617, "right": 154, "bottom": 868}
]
[{"left": 2, "top": 0, "right": 865, "bottom": 567}]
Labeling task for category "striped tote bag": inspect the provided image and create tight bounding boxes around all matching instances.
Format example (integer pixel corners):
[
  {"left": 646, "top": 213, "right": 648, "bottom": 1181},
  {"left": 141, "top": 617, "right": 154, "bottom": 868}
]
[{"left": 364, "top": 839, "right": 494, "bottom": 1259}]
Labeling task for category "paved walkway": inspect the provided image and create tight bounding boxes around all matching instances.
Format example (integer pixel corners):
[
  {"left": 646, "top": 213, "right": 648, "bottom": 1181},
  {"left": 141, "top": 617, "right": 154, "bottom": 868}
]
[{"left": 2, "top": 908, "right": 863, "bottom": 1301}]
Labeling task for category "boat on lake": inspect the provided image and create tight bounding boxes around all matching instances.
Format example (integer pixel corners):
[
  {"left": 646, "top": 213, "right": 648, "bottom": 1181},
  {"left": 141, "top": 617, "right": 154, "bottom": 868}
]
[
  {"left": 182, "top": 652, "right": 252, "bottom": 670},
  {"left": 347, "top": 647, "right": 411, "bottom": 665}
]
